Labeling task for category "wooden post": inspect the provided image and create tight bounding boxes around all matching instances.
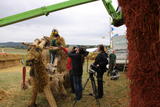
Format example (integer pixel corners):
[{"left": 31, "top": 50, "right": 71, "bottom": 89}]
[{"left": 43, "top": 85, "right": 57, "bottom": 107}]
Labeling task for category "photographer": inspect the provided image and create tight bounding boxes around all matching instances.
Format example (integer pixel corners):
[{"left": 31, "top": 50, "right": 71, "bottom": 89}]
[
  {"left": 93, "top": 45, "right": 108, "bottom": 98},
  {"left": 68, "top": 47, "right": 89, "bottom": 101}
]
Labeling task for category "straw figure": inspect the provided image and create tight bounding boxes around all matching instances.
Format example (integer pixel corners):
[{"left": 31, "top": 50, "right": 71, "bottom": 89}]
[{"left": 23, "top": 36, "right": 70, "bottom": 107}]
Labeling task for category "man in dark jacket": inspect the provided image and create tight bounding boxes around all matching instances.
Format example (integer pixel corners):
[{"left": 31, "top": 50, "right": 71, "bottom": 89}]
[
  {"left": 93, "top": 45, "right": 108, "bottom": 98},
  {"left": 68, "top": 47, "right": 88, "bottom": 100}
]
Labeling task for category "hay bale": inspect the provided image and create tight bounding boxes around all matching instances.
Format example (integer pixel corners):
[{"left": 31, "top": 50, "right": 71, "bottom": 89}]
[{"left": 0, "top": 89, "right": 10, "bottom": 101}]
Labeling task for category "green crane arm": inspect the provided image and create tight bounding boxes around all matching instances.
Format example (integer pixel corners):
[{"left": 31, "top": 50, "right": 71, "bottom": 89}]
[
  {"left": 0, "top": 0, "right": 123, "bottom": 27},
  {"left": 0, "top": 0, "right": 98, "bottom": 27},
  {"left": 102, "top": 0, "right": 123, "bottom": 26}
]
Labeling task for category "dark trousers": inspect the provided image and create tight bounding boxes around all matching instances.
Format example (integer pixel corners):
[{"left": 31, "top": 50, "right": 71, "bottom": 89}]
[
  {"left": 97, "top": 72, "right": 104, "bottom": 98},
  {"left": 69, "top": 71, "right": 75, "bottom": 93},
  {"left": 108, "top": 63, "right": 115, "bottom": 76},
  {"left": 73, "top": 75, "right": 82, "bottom": 100}
]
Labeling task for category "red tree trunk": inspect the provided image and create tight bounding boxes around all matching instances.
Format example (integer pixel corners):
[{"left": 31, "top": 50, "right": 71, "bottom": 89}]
[{"left": 118, "top": 0, "right": 160, "bottom": 107}]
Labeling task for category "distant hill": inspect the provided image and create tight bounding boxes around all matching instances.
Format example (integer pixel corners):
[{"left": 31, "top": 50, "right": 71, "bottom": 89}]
[
  {"left": 0, "top": 42, "right": 109, "bottom": 49},
  {"left": 0, "top": 42, "right": 27, "bottom": 49}
]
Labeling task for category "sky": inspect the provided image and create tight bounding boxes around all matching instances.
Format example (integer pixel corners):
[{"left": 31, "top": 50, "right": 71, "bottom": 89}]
[{"left": 0, "top": 0, "right": 126, "bottom": 45}]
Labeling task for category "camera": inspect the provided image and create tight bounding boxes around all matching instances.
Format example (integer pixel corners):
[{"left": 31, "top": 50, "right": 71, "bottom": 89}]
[
  {"left": 79, "top": 48, "right": 89, "bottom": 56},
  {"left": 89, "top": 64, "right": 98, "bottom": 74}
]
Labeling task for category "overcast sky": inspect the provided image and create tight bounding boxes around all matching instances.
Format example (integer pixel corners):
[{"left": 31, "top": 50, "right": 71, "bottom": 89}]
[{"left": 0, "top": 0, "right": 126, "bottom": 45}]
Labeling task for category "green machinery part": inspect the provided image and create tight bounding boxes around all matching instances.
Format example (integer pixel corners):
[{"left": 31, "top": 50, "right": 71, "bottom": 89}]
[
  {"left": 102, "top": 0, "right": 124, "bottom": 27},
  {"left": 0, "top": 0, "right": 123, "bottom": 27},
  {"left": 0, "top": 0, "right": 98, "bottom": 27}
]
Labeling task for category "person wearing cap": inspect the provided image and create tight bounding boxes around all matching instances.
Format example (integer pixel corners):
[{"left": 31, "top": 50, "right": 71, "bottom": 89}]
[
  {"left": 50, "top": 29, "right": 65, "bottom": 47},
  {"left": 49, "top": 29, "right": 66, "bottom": 64}
]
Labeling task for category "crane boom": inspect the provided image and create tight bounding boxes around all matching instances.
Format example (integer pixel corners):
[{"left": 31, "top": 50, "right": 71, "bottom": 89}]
[
  {"left": 102, "top": 0, "right": 123, "bottom": 26},
  {"left": 0, "top": 0, "right": 98, "bottom": 27},
  {"left": 0, "top": 0, "right": 124, "bottom": 27}
]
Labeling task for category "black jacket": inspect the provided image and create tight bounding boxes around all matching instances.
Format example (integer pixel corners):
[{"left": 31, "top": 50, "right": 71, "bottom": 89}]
[
  {"left": 94, "top": 51, "right": 108, "bottom": 72},
  {"left": 68, "top": 52, "right": 84, "bottom": 76}
]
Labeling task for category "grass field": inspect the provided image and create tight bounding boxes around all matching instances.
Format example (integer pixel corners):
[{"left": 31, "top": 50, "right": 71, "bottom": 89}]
[
  {"left": 0, "top": 48, "right": 130, "bottom": 107},
  {"left": 0, "top": 62, "right": 129, "bottom": 107}
]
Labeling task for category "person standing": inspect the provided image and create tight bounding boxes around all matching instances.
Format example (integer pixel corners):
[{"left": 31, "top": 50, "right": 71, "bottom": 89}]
[
  {"left": 68, "top": 47, "right": 76, "bottom": 93},
  {"left": 93, "top": 45, "right": 108, "bottom": 98},
  {"left": 68, "top": 47, "right": 88, "bottom": 100},
  {"left": 108, "top": 50, "right": 116, "bottom": 76},
  {"left": 49, "top": 29, "right": 65, "bottom": 64}
]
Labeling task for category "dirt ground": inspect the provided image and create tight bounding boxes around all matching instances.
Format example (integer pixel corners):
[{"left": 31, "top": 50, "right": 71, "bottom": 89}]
[{"left": 0, "top": 64, "right": 129, "bottom": 107}]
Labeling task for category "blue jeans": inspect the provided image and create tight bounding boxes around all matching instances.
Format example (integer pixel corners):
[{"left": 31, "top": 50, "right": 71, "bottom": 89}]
[
  {"left": 73, "top": 75, "right": 82, "bottom": 100},
  {"left": 70, "top": 71, "right": 75, "bottom": 93},
  {"left": 50, "top": 51, "right": 56, "bottom": 64}
]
